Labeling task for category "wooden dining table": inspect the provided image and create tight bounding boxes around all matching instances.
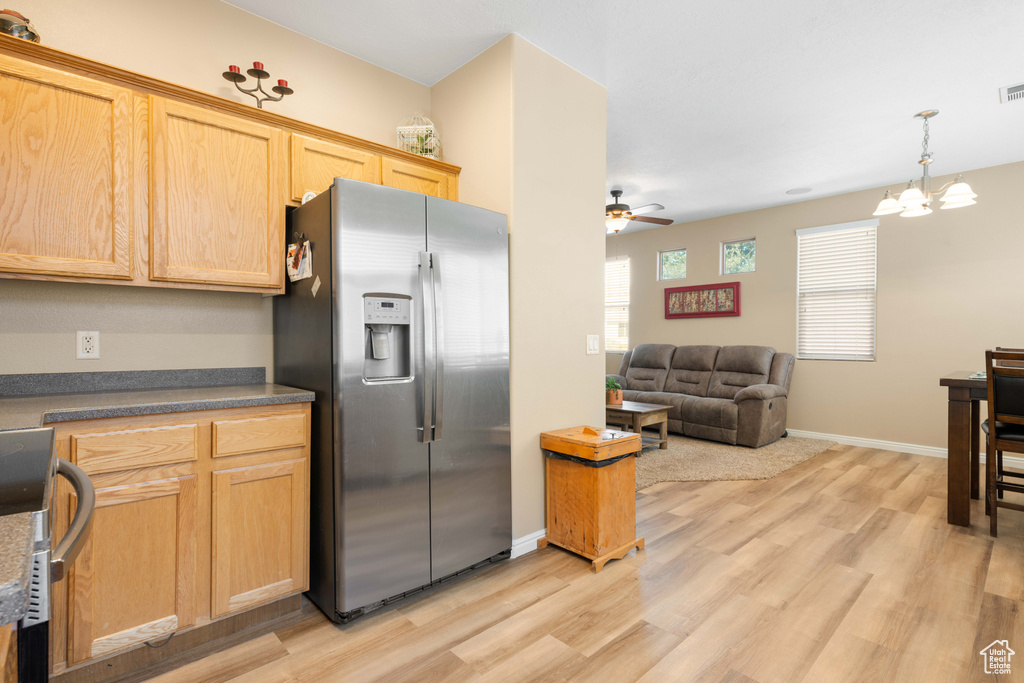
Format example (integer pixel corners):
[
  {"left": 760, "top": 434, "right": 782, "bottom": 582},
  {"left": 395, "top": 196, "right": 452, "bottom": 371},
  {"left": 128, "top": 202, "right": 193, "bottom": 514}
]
[{"left": 939, "top": 371, "right": 987, "bottom": 526}]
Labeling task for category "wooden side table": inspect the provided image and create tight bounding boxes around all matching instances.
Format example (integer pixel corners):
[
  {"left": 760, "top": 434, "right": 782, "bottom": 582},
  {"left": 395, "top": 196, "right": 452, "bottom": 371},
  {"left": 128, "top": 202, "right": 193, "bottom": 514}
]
[
  {"left": 537, "top": 426, "right": 644, "bottom": 572},
  {"left": 605, "top": 401, "right": 670, "bottom": 450}
]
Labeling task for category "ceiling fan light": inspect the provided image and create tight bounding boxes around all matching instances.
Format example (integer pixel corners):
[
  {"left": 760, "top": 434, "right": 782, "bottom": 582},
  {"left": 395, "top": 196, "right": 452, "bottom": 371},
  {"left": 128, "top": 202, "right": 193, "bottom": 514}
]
[
  {"left": 940, "top": 197, "right": 977, "bottom": 210},
  {"left": 873, "top": 191, "right": 903, "bottom": 216},
  {"left": 606, "top": 217, "right": 630, "bottom": 232},
  {"left": 900, "top": 204, "right": 933, "bottom": 218},
  {"left": 897, "top": 183, "right": 926, "bottom": 208}
]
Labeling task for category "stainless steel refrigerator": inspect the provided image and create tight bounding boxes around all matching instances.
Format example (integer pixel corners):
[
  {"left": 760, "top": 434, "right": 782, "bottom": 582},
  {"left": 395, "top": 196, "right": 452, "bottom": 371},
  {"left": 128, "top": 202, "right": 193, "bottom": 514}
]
[{"left": 273, "top": 178, "right": 511, "bottom": 623}]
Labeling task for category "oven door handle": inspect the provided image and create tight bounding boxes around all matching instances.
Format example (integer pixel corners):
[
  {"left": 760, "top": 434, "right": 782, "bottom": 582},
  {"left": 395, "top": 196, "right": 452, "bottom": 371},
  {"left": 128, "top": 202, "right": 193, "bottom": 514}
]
[{"left": 51, "top": 459, "right": 95, "bottom": 582}]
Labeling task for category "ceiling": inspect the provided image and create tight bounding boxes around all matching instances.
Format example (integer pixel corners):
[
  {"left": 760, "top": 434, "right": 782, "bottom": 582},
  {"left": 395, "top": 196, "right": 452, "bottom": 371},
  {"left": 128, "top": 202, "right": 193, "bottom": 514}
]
[{"left": 227, "top": 0, "right": 1024, "bottom": 233}]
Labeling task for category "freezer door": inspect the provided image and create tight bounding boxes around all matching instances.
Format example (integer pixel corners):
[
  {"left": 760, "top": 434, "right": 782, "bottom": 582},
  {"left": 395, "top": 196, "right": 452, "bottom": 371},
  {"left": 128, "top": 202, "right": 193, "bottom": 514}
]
[
  {"left": 334, "top": 180, "right": 431, "bottom": 613},
  {"left": 426, "top": 197, "right": 512, "bottom": 579}
]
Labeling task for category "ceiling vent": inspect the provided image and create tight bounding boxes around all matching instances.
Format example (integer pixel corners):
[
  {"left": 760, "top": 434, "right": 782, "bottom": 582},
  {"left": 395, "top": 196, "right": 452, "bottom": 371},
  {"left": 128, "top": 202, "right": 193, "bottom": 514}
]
[{"left": 1000, "top": 82, "right": 1024, "bottom": 103}]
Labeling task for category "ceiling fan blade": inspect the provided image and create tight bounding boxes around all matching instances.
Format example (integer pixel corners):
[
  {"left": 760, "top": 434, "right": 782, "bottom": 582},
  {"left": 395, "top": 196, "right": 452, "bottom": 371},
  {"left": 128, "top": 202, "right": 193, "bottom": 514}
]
[
  {"left": 627, "top": 203, "right": 665, "bottom": 216},
  {"left": 631, "top": 215, "right": 673, "bottom": 225}
]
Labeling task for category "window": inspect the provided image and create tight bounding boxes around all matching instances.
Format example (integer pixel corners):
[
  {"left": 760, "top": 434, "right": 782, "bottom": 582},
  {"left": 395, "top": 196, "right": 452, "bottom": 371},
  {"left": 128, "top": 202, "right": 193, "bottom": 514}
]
[
  {"left": 796, "top": 219, "right": 877, "bottom": 361},
  {"left": 658, "top": 248, "right": 686, "bottom": 280},
  {"left": 722, "top": 238, "right": 756, "bottom": 274},
  {"left": 605, "top": 257, "right": 630, "bottom": 353}
]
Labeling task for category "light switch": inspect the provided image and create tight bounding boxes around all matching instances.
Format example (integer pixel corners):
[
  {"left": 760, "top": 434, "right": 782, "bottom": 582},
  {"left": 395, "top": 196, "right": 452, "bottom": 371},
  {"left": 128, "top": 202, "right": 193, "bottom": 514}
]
[{"left": 586, "top": 334, "right": 600, "bottom": 355}]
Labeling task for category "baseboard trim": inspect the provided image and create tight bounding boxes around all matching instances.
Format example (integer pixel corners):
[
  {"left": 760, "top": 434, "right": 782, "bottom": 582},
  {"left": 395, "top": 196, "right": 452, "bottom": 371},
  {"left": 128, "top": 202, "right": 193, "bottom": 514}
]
[
  {"left": 787, "top": 428, "right": 1024, "bottom": 469},
  {"left": 511, "top": 528, "right": 546, "bottom": 559}
]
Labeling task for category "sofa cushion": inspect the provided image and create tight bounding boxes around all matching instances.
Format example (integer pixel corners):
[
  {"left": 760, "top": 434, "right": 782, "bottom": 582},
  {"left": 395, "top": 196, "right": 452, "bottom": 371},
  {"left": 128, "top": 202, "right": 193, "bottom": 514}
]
[
  {"left": 664, "top": 345, "right": 719, "bottom": 397},
  {"left": 768, "top": 352, "right": 796, "bottom": 392},
  {"left": 624, "top": 344, "right": 675, "bottom": 392},
  {"left": 681, "top": 397, "right": 738, "bottom": 430},
  {"left": 616, "top": 349, "right": 633, "bottom": 377},
  {"left": 633, "top": 392, "right": 687, "bottom": 421},
  {"left": 708, "top": 346, "right": 775, "bottom": 399}
]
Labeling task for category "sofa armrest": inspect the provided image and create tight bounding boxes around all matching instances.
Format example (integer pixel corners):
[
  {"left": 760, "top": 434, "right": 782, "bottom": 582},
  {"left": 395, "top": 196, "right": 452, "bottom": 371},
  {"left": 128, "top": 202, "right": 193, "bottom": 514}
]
[
  {"left": 606, "top": 374, "right": 627, "bottom": 390},
  {"left": 733, "top": 383, "right": 787, "bottom": 403}
]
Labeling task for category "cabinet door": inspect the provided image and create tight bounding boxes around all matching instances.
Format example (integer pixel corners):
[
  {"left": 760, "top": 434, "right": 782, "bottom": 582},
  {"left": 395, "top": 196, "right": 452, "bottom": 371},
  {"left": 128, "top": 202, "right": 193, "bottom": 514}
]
[
  {"left": 149, "top": 97, "right": 284, "bottom": 288},
  {"left": 290, "top": 134, "right": 379, "bottom": 201},
  {"left": 68, "top": 474, "right": 197, "bottom": 665},
  {"left": 211, "top": 459, "right": 308, "bottom": 618},
  {"left": 0, "top": 55, "right": 132, "bottom": 279},
  {"left": 381, "top": 157, "right": 454, "bottom": 199}
]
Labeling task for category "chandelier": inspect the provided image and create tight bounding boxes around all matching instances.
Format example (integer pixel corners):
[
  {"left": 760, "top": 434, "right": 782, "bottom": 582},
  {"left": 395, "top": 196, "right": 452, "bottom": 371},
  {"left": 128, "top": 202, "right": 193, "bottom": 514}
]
[{"left": 873, "top": 110, "right": 977, "bottom": 218}]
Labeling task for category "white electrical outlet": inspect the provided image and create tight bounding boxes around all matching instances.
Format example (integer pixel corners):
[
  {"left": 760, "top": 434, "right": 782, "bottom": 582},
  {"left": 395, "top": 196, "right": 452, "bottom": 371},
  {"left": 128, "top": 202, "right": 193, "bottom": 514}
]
[
  {"left": 586, "top": 334, "right": 600, "bottom": 355},
  {"left": 77, "top": 331, "right": 100, "bottom": 359}
]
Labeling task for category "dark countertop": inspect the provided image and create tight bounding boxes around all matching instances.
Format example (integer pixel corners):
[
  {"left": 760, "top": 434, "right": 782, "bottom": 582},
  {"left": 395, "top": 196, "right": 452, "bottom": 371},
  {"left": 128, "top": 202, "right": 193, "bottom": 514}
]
[
  {"left": 0, "top": 383, "right": 315, "bottom": 432},
  {"left": 0, "top": 512, "right": 34, "bottom": 626},
  {"left": 0, "top": 369, "right": 315, "bottom": 626}
]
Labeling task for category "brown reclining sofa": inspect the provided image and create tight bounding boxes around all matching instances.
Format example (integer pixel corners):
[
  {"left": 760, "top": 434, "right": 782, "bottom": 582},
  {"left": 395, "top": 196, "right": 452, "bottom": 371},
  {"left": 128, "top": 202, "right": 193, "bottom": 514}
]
[{"left": 607, "top": 344, "right": 795, "bottom": 448}]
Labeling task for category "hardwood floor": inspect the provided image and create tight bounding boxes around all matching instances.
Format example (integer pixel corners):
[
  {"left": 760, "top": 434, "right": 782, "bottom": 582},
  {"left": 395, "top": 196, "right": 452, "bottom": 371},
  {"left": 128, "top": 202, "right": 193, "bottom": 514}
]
[{"left": 140, "top": 444, "right": 1022, "bottom": 682}]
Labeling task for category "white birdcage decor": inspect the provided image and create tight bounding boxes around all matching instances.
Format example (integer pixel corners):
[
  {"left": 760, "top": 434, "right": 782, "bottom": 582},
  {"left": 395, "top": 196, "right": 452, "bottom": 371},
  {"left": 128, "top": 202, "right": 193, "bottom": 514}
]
[{"left": 396, "top": 113, "right": 441, "bottom": 160}]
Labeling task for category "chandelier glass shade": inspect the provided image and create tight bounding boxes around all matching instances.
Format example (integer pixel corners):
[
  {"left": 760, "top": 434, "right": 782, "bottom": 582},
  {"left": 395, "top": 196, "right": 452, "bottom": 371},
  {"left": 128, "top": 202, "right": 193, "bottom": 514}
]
[
  {"left": 873, "top": 110, "right": 977, "bottom": 219},
  {"left": 873, "top": 190, "right": 902, "bottom": 216},
  {"left": 606, "top": 216, "right": 630, "bottom": 233}
]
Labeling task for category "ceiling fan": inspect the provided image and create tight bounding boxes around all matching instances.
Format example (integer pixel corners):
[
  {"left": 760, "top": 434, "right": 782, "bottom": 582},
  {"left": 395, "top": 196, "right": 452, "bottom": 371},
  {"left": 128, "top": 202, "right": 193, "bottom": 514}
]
[{"left": 605, "top": 189, "right": 673, "bottom": 233}]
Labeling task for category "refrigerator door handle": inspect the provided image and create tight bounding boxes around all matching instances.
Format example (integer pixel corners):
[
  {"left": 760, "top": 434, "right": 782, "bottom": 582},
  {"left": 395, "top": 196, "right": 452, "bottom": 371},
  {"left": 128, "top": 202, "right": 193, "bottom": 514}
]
[
  {"left": 431, "top": 252, "right": 444, "bottom": 441},
  {"left": 419, "top": 251, "right": 435, "bottom": 443}
]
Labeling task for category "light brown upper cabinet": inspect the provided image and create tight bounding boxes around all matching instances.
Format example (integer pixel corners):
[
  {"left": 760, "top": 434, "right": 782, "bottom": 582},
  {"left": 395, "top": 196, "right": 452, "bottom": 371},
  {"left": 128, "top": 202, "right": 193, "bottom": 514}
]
[
  {"left": 381, "top": 157, "right": 457, "bottom": 200},
  {"left": 149, "top": 97, "right": 285, "bottom": 289},
  {"left": 0, "top": 55, "right": 133, "bottom": 280},
  {"left": 290, "top": 134, "right": 380, "bottom": 201},
  {"left": 0, "top": 42, "right": 459, "bottom": 293}
]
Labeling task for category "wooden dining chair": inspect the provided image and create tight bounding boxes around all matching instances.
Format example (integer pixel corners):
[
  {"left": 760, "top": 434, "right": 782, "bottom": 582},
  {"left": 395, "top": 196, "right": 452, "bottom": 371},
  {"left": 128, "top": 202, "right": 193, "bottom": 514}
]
[
  {"left": 987, "top": 348, "right": 1024, "bottom": 501},
  {"left": 996, "top": 347, "right": 1024, "bottom": 367},
  {"left": 985, "top": 349, "right": 1024, "bottom": 536}
]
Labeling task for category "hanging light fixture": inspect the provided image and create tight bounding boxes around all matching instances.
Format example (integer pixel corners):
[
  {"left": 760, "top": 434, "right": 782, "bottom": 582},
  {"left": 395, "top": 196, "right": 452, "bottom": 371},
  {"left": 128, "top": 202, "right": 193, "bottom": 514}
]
[
  {"left": 873, "top": 110, "right": 978, "bottom": 218},
  {"left": 606, "top": 217, "right": 631, "bottom": 233},
  {"left": 939, "top": 174, "right": 977, "bottom": 209}
]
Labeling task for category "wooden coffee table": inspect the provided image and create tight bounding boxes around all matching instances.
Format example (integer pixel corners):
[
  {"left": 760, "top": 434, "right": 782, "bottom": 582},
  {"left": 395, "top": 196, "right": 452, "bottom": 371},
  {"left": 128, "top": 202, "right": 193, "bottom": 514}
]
[{"left": 605, "top": 401, "right": 670, "bottom": 450}]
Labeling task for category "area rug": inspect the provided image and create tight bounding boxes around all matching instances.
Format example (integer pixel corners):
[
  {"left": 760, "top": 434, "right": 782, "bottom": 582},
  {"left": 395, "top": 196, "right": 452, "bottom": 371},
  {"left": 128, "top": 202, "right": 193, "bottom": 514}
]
[{"left": 635, "top": 433, "right": 837, "bottom": 491}]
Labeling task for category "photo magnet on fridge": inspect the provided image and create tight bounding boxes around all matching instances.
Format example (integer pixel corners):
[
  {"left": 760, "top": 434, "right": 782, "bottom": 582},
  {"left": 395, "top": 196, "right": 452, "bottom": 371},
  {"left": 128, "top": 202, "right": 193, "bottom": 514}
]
[{"left": 287, "top": 241, "right": 312, "bottom": 282}]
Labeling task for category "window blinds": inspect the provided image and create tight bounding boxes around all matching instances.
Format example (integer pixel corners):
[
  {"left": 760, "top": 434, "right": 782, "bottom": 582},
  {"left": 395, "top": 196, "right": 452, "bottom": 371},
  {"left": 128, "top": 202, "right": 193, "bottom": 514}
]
[
  {"left": 796, "top": 220, "right": 877, "bottom": 361},
  {"left": 605, "top": 257, "right": 630, "bottom": 353}
]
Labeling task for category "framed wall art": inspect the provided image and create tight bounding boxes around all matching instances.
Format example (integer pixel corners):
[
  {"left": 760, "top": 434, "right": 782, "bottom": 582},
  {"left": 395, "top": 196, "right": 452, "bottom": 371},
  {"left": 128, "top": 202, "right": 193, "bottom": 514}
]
[{"left": 665, "top": 281, "right": 741, "bottom": 319}]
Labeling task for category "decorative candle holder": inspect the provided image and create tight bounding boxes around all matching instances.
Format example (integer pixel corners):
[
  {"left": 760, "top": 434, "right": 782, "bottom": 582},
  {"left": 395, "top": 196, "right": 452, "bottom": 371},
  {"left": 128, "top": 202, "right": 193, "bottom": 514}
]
[{"left": 222, "top": 61, "right": 294, "bottom": 109}]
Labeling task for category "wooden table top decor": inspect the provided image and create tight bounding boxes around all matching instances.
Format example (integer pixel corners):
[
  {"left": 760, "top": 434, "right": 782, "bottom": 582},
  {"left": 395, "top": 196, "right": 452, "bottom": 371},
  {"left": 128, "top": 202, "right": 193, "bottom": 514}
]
[{"left": 538, "top": 426, "right": 644, "bottom": 572}]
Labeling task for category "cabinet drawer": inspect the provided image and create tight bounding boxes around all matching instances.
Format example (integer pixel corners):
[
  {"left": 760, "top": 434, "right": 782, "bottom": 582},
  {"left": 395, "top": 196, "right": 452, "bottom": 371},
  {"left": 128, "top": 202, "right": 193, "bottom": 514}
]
[
  {"left": 212, "top": 413, "right": 307, "bottom": 458},
  {"left": 72, "top": 425, "right": 199, "bottom": 475}
]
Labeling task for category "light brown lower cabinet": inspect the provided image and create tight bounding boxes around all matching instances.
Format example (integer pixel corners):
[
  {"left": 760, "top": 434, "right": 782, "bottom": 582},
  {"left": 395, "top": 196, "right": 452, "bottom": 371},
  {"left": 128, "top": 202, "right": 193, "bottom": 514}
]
[
  {"left": 211, "top": 459, "right": 308, "bottom": 618},
  {"left": 49, "top": 403, "right": 311, "bottom": 673},
  {"left": 68, "top": 473, "right": 198, "bottom": 666}
]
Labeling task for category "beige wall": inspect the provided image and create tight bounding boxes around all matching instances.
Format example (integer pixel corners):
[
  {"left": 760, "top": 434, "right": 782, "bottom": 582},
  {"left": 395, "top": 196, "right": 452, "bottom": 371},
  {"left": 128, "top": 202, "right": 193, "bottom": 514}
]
[
  {"left": 433, "top": 36, "right": 608, "bottom": 538},
  {"left": 607, "top": 160, "right": 1024, "bottom": 449},
  {"left": 15, "top": 0, "right": 430, "bottom": 145},
  {"left": 0, "top": 280, "right": 272, "bottom": 375},
  {"left": 1, "top": 0, "right": 432, "bottom": 378},
  {"left": 430, "top": 38, "right": 512, "bottom": 216}
]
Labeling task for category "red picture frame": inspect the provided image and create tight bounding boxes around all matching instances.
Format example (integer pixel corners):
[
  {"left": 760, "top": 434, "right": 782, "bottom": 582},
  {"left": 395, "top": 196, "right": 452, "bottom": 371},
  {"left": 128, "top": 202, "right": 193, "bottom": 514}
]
[{"left": 665, "top": 282, "right": 741, "bottom": 319}]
